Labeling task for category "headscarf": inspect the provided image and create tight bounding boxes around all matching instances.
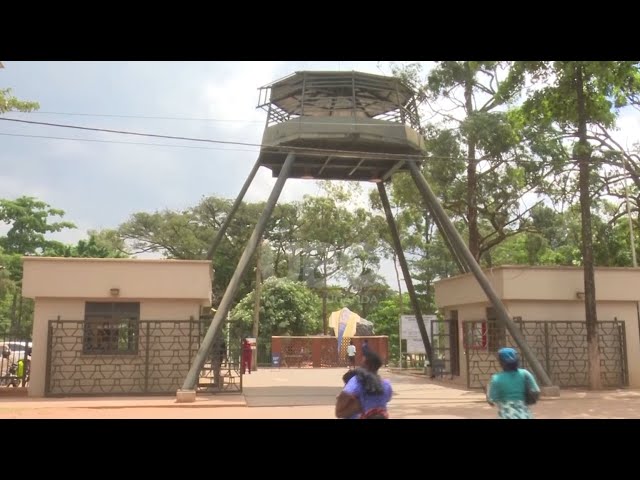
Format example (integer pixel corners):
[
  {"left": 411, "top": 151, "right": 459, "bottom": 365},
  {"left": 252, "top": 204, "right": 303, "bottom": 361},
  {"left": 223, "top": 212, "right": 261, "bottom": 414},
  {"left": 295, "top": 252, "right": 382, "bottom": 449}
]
[{"left": 497, "top": 347, "right": 519, "bottom": 367}]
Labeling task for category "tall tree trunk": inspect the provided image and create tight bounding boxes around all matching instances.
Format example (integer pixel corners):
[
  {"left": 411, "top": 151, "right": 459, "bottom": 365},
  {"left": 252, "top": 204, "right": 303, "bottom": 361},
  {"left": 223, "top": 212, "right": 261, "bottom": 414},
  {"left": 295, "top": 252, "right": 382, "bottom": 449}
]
[
  {"left": 464, "top": 63, "right": 480, "bottom": 260},
  {"left": 273, "top": 246, "right": 281, "bottom": 277},
  {"left": 298, "top": 251, "right": 304, "bottom": 282},
  {"left": 251, "top": 243, "right": 262, "bottom": 371},
  {"left": 575, "top": 63, "right": 601, "bottom": 389},
  {"left": 322, "top": 251, "right": 328, "bottom": 335}
]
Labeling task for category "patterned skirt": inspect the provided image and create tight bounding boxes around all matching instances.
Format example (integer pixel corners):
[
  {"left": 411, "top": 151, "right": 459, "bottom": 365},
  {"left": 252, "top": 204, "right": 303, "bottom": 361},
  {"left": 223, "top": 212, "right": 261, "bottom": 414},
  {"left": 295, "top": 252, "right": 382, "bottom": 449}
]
[{"left": 496, "top": 400, "right": 533, "bottom": 419}]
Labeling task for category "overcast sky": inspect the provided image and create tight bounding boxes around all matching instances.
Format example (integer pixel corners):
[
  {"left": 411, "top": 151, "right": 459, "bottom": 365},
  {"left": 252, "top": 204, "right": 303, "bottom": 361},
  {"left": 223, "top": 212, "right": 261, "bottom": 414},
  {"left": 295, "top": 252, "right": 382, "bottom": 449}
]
[{"left": 1, "top": 61, "right": 639, "bottom": 291}]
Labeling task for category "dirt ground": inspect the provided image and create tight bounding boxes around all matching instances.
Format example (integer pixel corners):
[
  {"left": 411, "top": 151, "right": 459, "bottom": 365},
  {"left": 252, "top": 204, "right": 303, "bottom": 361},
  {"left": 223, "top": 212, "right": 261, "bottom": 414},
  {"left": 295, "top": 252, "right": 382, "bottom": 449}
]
[{"left": 1, "top": 368, "right": 639, "bottom": 419}]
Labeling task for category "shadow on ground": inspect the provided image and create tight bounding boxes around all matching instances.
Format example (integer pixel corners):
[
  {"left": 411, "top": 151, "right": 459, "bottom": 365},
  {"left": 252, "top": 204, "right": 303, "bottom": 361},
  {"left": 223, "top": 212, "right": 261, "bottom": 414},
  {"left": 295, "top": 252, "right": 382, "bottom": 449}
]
[{"left": 242, "top": 386, "right": 342, "bottom": 407}]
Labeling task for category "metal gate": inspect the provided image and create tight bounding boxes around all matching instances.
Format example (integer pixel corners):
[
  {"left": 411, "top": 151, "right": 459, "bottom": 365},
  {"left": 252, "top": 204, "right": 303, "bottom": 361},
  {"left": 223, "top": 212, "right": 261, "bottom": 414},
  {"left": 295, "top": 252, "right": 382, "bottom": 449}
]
[
  {"left": 196, "top": 321, "right": 242, "bottom": 394},
  {"left": 45, "top": 319, "right": 242, "bottom": 396},
  {"left": 463, "top": 319, "right": 629, "bottom": 390},
  {"left": 430, "top": 319, "right": 459, "bottom": 378}
]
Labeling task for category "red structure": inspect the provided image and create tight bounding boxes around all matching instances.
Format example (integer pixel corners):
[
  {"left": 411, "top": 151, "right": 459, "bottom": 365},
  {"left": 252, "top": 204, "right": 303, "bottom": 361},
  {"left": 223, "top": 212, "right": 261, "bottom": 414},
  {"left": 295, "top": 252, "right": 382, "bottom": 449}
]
[{"left": 271, "top": 336, "right": 389, "bottom": 368}]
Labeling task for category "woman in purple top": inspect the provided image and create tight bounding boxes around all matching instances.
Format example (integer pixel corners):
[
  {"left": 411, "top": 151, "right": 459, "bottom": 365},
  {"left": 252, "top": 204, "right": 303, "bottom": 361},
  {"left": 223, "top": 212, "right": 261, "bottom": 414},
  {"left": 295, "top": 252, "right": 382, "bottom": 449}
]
[{"left": 335, "top": 350, "right": 393, "bottom": 419}]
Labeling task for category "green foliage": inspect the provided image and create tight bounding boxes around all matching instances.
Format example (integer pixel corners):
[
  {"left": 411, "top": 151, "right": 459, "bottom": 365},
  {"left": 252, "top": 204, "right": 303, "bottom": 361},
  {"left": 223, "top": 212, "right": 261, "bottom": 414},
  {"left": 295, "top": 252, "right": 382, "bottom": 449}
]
[
  {"left": 388, "top": 61, "right": 545, "bottom": 269},
  {"left": 0, "top": 88, "right": 39, "bottom": 114},
  {"left": 0, "top": 197, "right": 76, "bottom": 255},
  {"left": 229, "top": 277, "right": 321, "bottom": 339},
  {"left": 367, "top": 294, "right": 411, "bottom": 363},
  {"left": 44, "top": 232, "right": 128, "bottom": 258}
]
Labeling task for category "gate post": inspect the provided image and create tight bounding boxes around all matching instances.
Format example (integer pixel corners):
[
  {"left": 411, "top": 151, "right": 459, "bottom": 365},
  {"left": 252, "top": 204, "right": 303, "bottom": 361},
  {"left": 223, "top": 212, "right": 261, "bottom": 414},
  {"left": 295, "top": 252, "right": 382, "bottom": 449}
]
[
  {"left": 543, "top": 322, "right": 551, "bottom": 382},
  {"left": 44, "top": 320, "right": 54, "bottom": 397},
  {"left": 144, "top": 322, "right": 151, "bottom": 393}
]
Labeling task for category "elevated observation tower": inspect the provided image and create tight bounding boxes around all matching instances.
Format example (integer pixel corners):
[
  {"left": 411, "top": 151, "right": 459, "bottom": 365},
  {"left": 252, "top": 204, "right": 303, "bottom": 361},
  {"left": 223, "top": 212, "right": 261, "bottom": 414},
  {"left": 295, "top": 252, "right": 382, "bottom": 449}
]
[
  {"left": 256, "top": 70, "right": 424, "bottom": 182},
  {"left": 177, "top": 70, "right": 557, "bottom": 402}
]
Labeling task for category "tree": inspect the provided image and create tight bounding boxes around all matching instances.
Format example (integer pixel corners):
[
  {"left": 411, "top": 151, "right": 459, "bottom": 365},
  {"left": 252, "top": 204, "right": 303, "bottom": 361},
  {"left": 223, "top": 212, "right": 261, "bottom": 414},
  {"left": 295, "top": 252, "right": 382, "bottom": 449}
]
[
  {"left": 230, "top": 277, "right": 321, "bottom": 340},
  {"left": 0, "top": 88, "right": 39, "bottom": 114},
  {"left": 391, "top": 61, "right": 545, "bottom": 263},
  {"left": 44, "top": 231, "right": 128, "bottom": 258},
  {"left": 369, "top": 172, "right": 458, "bottom": 315},
  {"left": 0, "top": 195, "right": 75, "bottom": 334},
  {"left": 297, "top": 195, "right": 360, "bottom": 333},
  {"left": 367, "top": 293, "right": 412, "bottom": 365},
  {"left": 86, "top": 229, "right": 129, "bottom": 257},
  {"left": 0, "top": 196, "right": 76, "bottom": 256},
  {"left": 508, "top": 61, "right": 640, "bottom": 389},
  {"left": 118, "top": 209, "right": 208, "bottom": 259},
  {"left": 118, "top": 197, "right": 265, "bottom": 304}
]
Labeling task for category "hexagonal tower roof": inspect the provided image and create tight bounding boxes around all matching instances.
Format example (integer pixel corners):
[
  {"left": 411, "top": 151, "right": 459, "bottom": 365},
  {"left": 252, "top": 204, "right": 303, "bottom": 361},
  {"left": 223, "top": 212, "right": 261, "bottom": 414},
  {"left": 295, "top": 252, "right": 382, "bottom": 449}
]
[{"left": 256, "top": 70, "right": 425, "bottom": 182}]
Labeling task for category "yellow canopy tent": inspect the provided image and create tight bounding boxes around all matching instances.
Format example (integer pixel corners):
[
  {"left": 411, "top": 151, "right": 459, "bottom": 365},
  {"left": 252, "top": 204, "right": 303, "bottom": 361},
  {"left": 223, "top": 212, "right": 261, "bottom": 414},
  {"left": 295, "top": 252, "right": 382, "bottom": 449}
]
[{"left": 327, "top": 307, "right": 362, "bottom": 344}]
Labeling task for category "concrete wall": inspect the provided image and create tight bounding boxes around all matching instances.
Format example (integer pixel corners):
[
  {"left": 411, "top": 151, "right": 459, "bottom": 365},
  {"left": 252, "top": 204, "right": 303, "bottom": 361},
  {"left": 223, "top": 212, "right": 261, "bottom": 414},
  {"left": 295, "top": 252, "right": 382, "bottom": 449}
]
[
  {"left": 435, "top": 271, "right": 504, "bottom": 308},
  {"left": 22, "top": 258, "right": 214, "bottom": 397},
  {"left": 435, "top": 267, "right": 640, "bottom": 389},
  {"left": 436, "top": 265, "right": 640, "bottom": 307},
  {"left": 22, "top": 257, "right": 213, "bottom": 302}
]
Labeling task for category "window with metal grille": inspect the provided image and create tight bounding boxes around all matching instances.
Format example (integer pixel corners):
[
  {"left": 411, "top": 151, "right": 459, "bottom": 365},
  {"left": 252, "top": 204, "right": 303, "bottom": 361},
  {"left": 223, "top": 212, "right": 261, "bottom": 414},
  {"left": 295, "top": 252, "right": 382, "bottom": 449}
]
[
  {"left": 83, "top": 302, "right": 140, "bottom": 355},
  {"left": 464, "top": 322, "right": 487, "bottom": 349}
]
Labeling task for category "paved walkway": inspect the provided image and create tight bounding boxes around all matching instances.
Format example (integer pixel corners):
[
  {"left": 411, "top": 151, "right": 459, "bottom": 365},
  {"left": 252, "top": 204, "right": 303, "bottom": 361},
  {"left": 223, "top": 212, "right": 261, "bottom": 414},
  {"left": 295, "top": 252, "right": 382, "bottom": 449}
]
[{"left": 1, "top": 368, "right": 639, "bottom": 418}]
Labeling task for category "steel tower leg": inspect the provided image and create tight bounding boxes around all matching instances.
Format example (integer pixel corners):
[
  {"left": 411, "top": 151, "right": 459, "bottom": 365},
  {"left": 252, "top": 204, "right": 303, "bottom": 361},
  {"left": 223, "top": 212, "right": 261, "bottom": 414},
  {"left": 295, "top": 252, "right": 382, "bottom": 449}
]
[
  {"left": 178, "top": 153, "right": 296, "bottom": 398},
  {"left": 377, "top": 181, "right": 434, "bottom": 372},
  {"left": 406, "top": 161, "right": 555, "bottom": 388}
]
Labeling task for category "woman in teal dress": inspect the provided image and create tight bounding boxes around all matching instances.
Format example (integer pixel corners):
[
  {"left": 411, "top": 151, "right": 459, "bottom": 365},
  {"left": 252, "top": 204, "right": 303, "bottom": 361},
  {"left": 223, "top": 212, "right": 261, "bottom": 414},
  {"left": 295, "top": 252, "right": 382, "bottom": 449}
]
[{"left": 487, "top": 347, "right": 540, "bottom": 419}]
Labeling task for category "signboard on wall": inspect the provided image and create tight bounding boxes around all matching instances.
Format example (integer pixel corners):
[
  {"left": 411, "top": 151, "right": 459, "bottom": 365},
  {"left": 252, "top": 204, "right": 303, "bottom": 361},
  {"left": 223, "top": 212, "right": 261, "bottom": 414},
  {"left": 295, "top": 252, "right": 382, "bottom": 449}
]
[{"left": 400, "top": 315, "right": 438, "bottom": 354}]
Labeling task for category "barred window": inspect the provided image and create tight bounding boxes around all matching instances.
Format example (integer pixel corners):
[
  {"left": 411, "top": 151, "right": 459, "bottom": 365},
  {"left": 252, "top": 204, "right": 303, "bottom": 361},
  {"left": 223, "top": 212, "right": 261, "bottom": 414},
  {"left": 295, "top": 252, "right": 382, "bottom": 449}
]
[
  {"left": 83, "top": 302, "right": 140, "bottom": 355},
  {"left": 464, "top": 322, "right": 487, "bottom": 349}
]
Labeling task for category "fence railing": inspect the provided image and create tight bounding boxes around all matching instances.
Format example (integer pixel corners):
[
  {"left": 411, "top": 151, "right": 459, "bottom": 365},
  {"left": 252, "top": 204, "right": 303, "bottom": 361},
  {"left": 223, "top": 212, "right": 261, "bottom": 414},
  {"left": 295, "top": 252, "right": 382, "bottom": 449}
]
[
  {"left": 270, "top": 336, "right": 389, "bottom": 368},
  {"left": 463, "top": 319, "right": 628, "bottom": 390},
  {"left": 46, "top": 319, "right": 242, "bottom": 396}
]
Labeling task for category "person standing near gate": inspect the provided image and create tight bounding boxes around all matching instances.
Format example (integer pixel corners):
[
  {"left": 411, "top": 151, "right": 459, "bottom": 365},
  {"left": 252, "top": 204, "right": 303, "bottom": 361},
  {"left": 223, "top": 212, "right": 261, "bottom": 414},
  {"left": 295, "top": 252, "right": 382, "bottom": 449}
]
[
  {"left": 346, "top": 340, "right": 356, "bottom": 370},
  {"left": 242, "top": 338, "right": 252, "bottom": 375}
]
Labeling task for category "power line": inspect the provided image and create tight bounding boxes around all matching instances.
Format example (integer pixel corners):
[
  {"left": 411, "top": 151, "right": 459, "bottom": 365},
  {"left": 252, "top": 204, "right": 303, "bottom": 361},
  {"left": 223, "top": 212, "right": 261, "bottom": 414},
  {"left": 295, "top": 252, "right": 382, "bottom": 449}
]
[
  {"left": 0, "top": 129, "right": 424, "bottom": 161},
  {"left": 0, "top": 129, "right": 561, "bottom": 167},
  {"left": 0, "top": 132, "right": 261, "bottom": 153},
  {"left": 0, "top": 116, "right": 425, "bottom": 161},
  {"left": 18, "top": 110, "right": 425, "bottom": 129},
  {"left": 0, "top": 117, "right": 262, "bottom": 148},
  {"left": 25, "top": 111, "right": 263, "bottom": 124},
  {"left": 0, "top": 116, "right": 624, "bottom": 165}
]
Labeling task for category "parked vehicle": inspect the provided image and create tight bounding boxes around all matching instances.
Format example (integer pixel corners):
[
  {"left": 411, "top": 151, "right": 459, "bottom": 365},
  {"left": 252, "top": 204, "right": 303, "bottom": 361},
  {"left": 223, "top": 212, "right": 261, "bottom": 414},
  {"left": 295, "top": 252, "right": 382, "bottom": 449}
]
[
  {"left": 0, "top": 341, "right": 31, "bottom": 387},
  {"left": 0, "top": 362, "right": 19, "bottom": 387},
  {"left": 0, "top": 341, "right": 32, "bottom": 364}
]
